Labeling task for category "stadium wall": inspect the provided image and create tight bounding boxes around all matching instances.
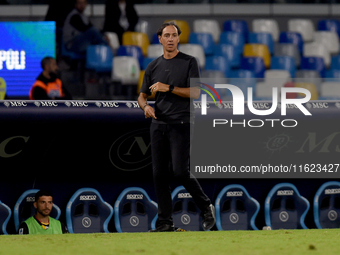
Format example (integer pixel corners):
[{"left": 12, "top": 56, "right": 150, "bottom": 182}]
[{"left": 0, "top": 100, "right": 337, "bottom": 234}]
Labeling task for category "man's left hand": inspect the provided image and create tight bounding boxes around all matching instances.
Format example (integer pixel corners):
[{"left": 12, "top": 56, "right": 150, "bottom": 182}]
[{"left": 149, "top": 82, "right": 170, "bottom": 95}]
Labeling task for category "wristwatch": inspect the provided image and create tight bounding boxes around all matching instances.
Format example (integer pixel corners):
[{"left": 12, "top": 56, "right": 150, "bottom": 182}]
[{"left": 169, "top": 85, "right": 174, "bottom": 93}]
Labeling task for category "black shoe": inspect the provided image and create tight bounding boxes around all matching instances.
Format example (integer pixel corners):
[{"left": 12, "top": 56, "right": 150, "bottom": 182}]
[
  {"left": 149, "top": 223, "right": 175, "bottom": 232},
  {"left": 201, "top": 204, "right": 216, "bottom": 231}
]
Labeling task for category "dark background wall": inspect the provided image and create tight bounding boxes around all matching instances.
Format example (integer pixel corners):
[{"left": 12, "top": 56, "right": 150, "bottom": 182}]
[{"left": 0, "top": 100, "right": 337, "bottom": 233}]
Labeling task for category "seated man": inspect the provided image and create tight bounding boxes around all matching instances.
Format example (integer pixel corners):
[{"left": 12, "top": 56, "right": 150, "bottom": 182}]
[
  {"left": 18, "top": 190, "right": 68, "bottom": 235},
  {"left": 29, "top": 56, "right": 71, "bottom": 100},
  {"left": 63, "top": 0, "right": 108, "bottom": 54}
]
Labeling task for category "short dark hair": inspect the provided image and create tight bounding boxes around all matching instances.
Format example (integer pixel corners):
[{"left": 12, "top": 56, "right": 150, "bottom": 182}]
[
  {"left": 156, "top": 22, "right": 182, "bottom": 37},
  {"left": 35, "top": 190, "right": 53, "bottom": 202},
  {"left": 40, "top": 56, "right": 54, "bottom": 70}
]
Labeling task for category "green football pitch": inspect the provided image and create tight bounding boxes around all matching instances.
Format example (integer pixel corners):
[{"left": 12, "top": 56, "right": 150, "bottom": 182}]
[{"left": 0, "top": 229, "right": 339, "bottom": 255}]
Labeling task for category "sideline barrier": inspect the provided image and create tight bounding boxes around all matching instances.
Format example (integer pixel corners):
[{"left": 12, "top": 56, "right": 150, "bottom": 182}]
[
  {"left": 0, "top": 100, "right": 338, "bottom": 233},
  {"left": 1, "top": 99, "right": 339, "bottom": 179},
  {"left": 1, "top": 99, "right": 340, "bottom": 179},
  {"left": 0, "top": 100, "right": 151, "bottom": 178}
]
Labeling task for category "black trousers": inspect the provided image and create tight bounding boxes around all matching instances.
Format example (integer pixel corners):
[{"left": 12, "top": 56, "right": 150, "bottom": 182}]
[{"left": 150, "top": 122, "right": 211, "bottom": 225}]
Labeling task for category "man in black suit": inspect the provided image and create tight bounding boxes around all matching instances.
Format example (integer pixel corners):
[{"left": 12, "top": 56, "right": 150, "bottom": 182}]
[{"left": 103, "top": 0, "right": 139, "bottom": 44}]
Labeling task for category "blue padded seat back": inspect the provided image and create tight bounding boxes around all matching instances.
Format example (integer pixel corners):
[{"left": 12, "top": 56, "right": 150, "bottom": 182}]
[
  {"left": 229, "top": 69, "right": 256, "bottom": 99},
  {"left": 219, "top": 31, "right": 245, "bottom": 56},
  {"left": 271, "top": 56, "right": 296, "bottom": 78},
  {"left": 66, "top": 188, "right": 113, "bottom": 233},
  {"left": 205, "top": 55, "right": 231, "bottom": 78},
  {"left": 265, "top": 183, "right": 309, "bottom": 230},
  {"left": 0, "top": 201, "right": 11, "bottom": 235},
  {"left": 318, "top": 19, "right": 340, "bottom": 38},
  {"left": 114, "top": 187, "right": 157, "bottom": 233},
  {"left": 274, "top": 43, "right": 301, "bottom": 67},
  {"left": 215, "top": 184, "right": 259, "bottom": 230},
  {"left": 223, "top": 20, "right": 249, "bottom": 41},
  {"left": 331, "top": 55, "right": 340, "bottom": 70},
  {"left": 14, "top": 189, "right": 61, "bottom": 232},
  {"left": 248, "top": 32, "right": 274, "bottom": 54},
  {"left": 143, "top": 57, "right": 156, "bottom": 70},
  {"left": 86, "top": 45, "right": 113, "bottom": 72},
  {"left": 314, "top": 181, "right": 340, "bottom": 229},
  {"left": 60, "top": 35, "right": 85, "bottom": 60},
  {"left": 151, "top": 33, "right": 160, "bottom": 44},
  {"left": 300, "top": 57, "right": 326, "bottom": 78},
  {"left": 171, "top": 186, "right": 203, "bottom": 231},
  {"left": 279, "top": 31, "right": 304, "bottom": 53},
  {"left": 230, "top": 69, "right": 255, "bottom": 79},
  {"left": 240, "top": 57, "right": 265, "bottom": 78},
  {"left": 214, "top": 43, "right": 240, "bottom": 68},
  {"left": 189, "top": 32, "right": 215, "bottom": 56},
  {"left": 325, "top": 69, "right": 340, "bottom": 81}
]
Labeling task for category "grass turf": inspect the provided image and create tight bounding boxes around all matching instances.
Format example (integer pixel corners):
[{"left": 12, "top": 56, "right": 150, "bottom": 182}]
[{"left": 0, "top": 229, "right": 339, "bottom": 255}]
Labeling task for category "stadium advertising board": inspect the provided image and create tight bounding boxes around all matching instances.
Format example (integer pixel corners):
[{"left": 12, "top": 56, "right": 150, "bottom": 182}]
[{"left": 0, "top": 22, "right": 56, "bottom": 97}]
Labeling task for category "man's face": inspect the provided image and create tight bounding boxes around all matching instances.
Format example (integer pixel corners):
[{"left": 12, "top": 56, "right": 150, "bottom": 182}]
[
  {"left": 159, "top": 25, "right": 180, "bottom": 53},
  {"left": 46, "top": 59, "right": 59, "bottom": 75},
  {"left": 75, "top": 0, "right": 87, "bottom": 13},
  {"left": 34, "top": 196, "right": 53, "bottom": 217}
]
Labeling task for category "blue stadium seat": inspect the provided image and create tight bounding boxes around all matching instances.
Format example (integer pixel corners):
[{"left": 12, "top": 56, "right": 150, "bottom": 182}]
[
  {"left": 271, "top": 56, "right": 296, "bottom": 78},
  {"left": 300, "top": 57, "right": 326, "bottom": 78},
  {"left": 229, "top": 70, "right": 256, "bottom": 99},
  {"left": 331, "top": 55, "right": 340, "bottom": 70},
  {"left": 314, "top": 181, "right": 340, "bottom": 229},
  {"left": 189, "top": 32, "right": 215, "bottom": 55},
  {"left": 114, "top": 187, "right": 157, "bottom": 233},
  {"left": 205, "top": 56, "right": 231, "bottom": 77},
  {"left": 86, "top": 45, "right": 113, "bottom": 72},
  {"left": 230, "top": 69, "right": 255, "bottom": 79},
  {"left": 214, "top": 44, "right": 240, "bottom": 68},
  {"left": 169, "top": 186, "right": 203, "bottom": 231},
  {"left": 151, "top": 33, "right": 160, "bottom": 44},
  {"left": 240, "top": 57, "right": 265, "bottom": 78},
  {"left": 279, "top": 31, "right": 304, "bottom": 54},
  {"left": 215, "top": 184, "right": 260, "bottom": 230},
  {"left": 248, "top": 32, "right": 274, "bottom": 54},
  {"left": 265, "top": 183, "right": 309, "bottom": 230},
  {"left": 318, "top": 19, "right": 340, "bottom": 38},
  {"left": 274, "top": 43, "right": 301, "bottom": 67},
  {"left": 219, "top": 31, "right": 245, "bottom": 56},
  {"left": 223, "top": 20, "right": 249, "bottom": 41},
  {"left": 66, "top": 188, "right": 113, "bottom": 233},
  {"left": 142, "top": 57, "right": 156, "bottom": 70},
  {"left": 325, "top": 69, "right": 340, "bottom": 81},
  {"left": 0, "top": 201, "right": 11, "bottom": 235},
  {"left": 14, "top": 189, "right": 61, "bottom": 232},
  {"left": 60, "top": 36, "right": 85, "bottom": 60},
  {"left": 117, "top": 45, "right": 144, "bottom": 69}
]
